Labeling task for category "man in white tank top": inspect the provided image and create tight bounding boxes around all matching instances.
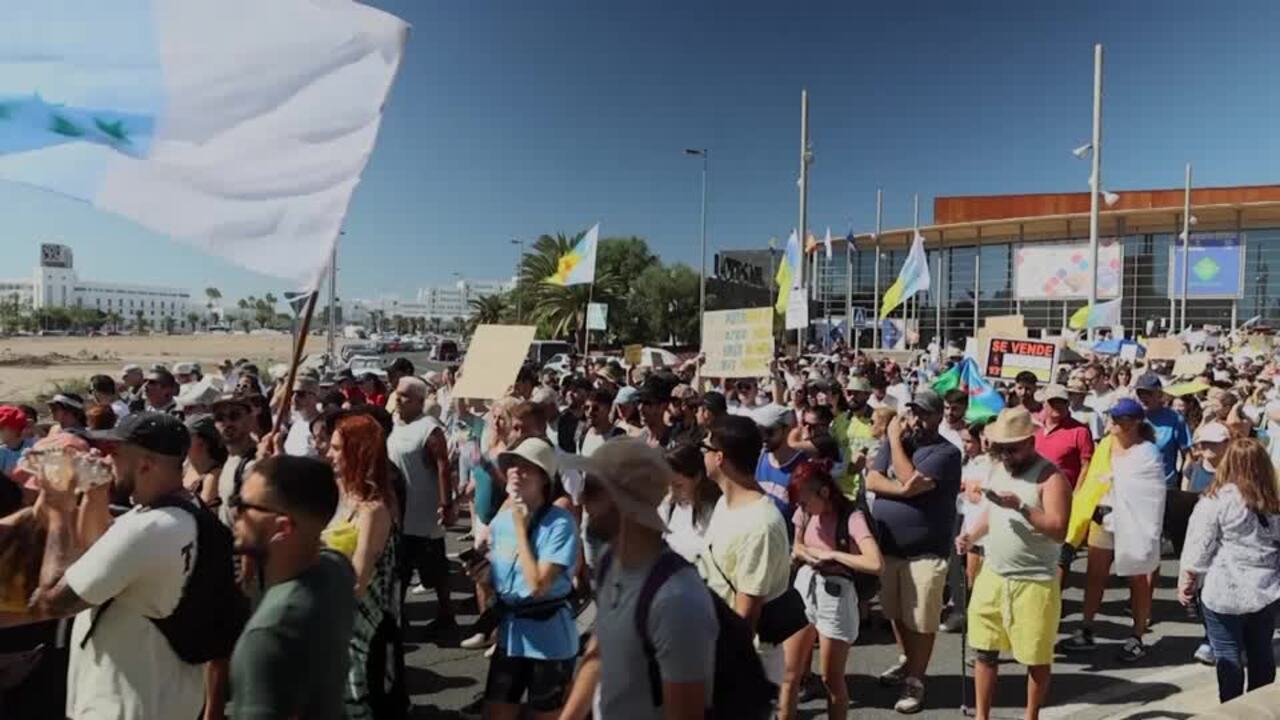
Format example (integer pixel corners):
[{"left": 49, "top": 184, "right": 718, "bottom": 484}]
[{"left": 955, "top": 407, "right": 1071, "bottom": 720}]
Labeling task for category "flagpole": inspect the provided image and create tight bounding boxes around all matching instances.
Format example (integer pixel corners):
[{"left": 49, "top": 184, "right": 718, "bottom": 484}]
[
  {"left": 1086, "top": 43, "right": 1104, "bottom": 343},
  {"left": 873, "top": 188, "right": 882, "bottom": 349},
  {"left": 584, "top": 282, "right": 594, "bottom": 358},
  {"left": 845, "top": 228, "right": 853, "bottom": 347},
  {"left": 909, "top": 193, "right": 919, "bottom": 348},
  {"left": 798, "top": 89, "right": 810, "bottom": 349},
  {"left": 1180, "top": 162, "right": 1192, "bottom": 331},
  {"left": 273, "top": 290, "right": 320, "bottom": 435}
]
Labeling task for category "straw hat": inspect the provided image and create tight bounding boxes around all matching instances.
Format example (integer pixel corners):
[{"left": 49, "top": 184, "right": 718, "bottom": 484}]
[
  {"left": 560, "top": 437, "right": 672, "bottom": 532},
  {"left": 984, "top": 407, "right": 1036, "bottom": 444}
]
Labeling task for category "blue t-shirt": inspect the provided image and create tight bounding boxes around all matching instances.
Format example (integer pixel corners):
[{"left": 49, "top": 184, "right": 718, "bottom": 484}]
[
  {"left": 1146, "top": 407, "right": 1191, "bottom": 488},
  {"left": 755, "top": 450, "right": 805, "bottom": 522},
  {"left": 870, "top": 434, "right": 963, "bottom": 558},
  {"left": 0, "top": 439, "right": 32, "bottom": 476},
  {"left": 488, "top": 504, "right": 580, "bottom": 660}
]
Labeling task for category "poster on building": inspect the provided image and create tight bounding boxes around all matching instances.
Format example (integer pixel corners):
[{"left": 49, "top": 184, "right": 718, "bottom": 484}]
[
  {"left": 1014, "top": 239, "right": 1123, "bottom": 300},
  {"left": 586, "top": 302, "right": 608, "bottom": 330},
  {"left": 785, "top": 289, "right": 809, "bottom": 330},
  {"left": 452, "top": 325, "right": 537, "bottom": 399},
  {"left": 1167, "top": 234, "right": 1244, "bottom": 299},
  {"left": 702, "top": 308, "right": 773, "bottom": 378},
  {"left": 983, "top": 336, "right": 1059, "bottom": 383}
]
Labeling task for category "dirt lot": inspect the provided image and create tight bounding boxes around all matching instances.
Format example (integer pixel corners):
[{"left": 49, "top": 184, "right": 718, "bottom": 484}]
[{"left": 0, "top": 333, "right": 345, "bottom": 405}]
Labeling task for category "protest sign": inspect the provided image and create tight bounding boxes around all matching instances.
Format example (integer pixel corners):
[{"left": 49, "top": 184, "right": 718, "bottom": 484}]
[
  {"left": 983, "top": 336, "right": 1059, "bottom": 383},
  {"left": 785, "top": 290, "right": 809, "bottom": 331},
  {"left": 451, "top": 325, "right": 536, "bottom": 399},
  {"left": 1120, "top": 344, "right": 1139, "bottom": 362},
  {"left": 624, "top": 344, "right": 643, "bottom": 366},
  {"left": 1172, "top": 352, "right": 1212, "bottom": 379},
  {"left": 1146, "top": 337, "right": 1183, "bottom": 361},
  {"left": 984, "top": 315, "right": 1027, "bottom": 335},
  {"left": 702, "top": 308, "right": 774, "bottom": 378},
  {"left": 586, "top": 302, "right": 608, "bottom": 331}
]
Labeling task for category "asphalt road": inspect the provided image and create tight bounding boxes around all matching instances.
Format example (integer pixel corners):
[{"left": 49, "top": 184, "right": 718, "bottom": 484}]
[{"left": 401, "top": 519, "right": 1228, "bottom": 720}]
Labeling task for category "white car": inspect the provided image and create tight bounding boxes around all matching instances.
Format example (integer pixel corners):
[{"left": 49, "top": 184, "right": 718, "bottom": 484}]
[{"left": 543, "top": 353, "right": 573, "bottom": 375}]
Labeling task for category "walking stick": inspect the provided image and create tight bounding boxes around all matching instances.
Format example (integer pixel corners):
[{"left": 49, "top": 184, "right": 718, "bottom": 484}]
[{"left": 959, "top": 566, "right": 972, "bottom": 717}]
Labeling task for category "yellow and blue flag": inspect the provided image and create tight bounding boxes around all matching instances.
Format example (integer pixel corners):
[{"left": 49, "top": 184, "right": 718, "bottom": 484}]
[
  {"left": 879, "top": 233, "right": 930, "bottom": 319},
  {"left": 545, "top": 224, "right": 600, "bottom": 286},
  {"left": 1068, "top": 297, "right": 1122, "bottom": 330},
  {"left": 774, "top": 230, "right": 801, "bottom": 314}
]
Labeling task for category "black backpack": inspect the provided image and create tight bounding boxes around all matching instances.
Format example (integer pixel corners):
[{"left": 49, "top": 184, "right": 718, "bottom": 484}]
[
  {"left": 84, "top": 494, "right": 249, "bottom": 664},
  {"left": 597, "top": 550, "right": 774, "bottom": 720}
]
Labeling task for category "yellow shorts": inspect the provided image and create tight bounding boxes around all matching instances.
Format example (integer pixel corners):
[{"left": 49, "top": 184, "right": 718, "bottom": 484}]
[
  {"left": 879, "top": 555, "right": 948, "bottom": 634},
  {"left": 967, "top": 567, "right": 1062, "bottom": 667},
  {"left": 1087, "top": 522, "right": 1114, "bottom": 550}
]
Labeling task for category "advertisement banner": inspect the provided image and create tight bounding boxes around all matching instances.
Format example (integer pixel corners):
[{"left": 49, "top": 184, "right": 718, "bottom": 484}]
[
  {"left": 1014, "top": 239, "right": 1123, "bottom": 300},
  {"left": 702, "top": 308, "right": 774, "bottom": 378},
  {"left": 1167, "top": 234, "right": 1244, "bottom": 299},
  {"left": 983, "top": 336, "right": 1059, "bottom": 383}
]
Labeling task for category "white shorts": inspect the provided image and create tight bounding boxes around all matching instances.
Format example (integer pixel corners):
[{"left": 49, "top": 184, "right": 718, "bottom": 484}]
[{"left": 795, "top": 564, "right": 860, "bottom": 644}]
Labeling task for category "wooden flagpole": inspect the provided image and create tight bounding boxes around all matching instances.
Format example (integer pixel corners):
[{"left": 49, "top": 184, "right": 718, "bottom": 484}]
[{"left": 272, "top": 290, "right": 320, "bottom": 435}]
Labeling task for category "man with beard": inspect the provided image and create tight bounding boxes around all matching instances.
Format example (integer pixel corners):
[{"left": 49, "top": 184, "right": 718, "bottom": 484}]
[
  {"left": 226, "top": 454, "right": 355, "bottom": 719},
  {"left": 214, "top": 394, "right": 259, "bottom": 526},
  {"left": 22, "top": 413, "right": 205, "bottom": 718},
  {"left": 559, "top": 438, "right": 718, "bottom": 720},
  {"left": 955, "top": 407, "right": 1070, "bottom": 720},
  {"left": 865, "top": 389, "right": 962, "bottom": 714}
]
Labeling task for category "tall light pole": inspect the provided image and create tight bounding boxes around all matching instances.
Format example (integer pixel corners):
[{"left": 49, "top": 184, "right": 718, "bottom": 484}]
[
  {"left": 684, "top": 148, "right": 709, "bottom": 341},
  {"left": 1180, "top": 162, "right": 1193, "bottom": 331},
  {"left": 509, "top": 238, "right": 524, "bottom": 322},
  {"left": 1086, "top": 43, "right": 1104, "bottom": 342},
  {"left": 798, "top": 89, "right": 811, "bottom": 347}
]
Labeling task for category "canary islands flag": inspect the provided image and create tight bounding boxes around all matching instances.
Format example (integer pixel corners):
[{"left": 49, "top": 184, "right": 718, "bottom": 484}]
[
  {"left": 545, "top": 224, "right": 599, "bottom": 286},
  {"left": 0, "top": 0, "right": 407, "bottom": 290},
  {"left": 1068, "top": 297, "right": 1122, "bottom": 330},
  {"left": 774, "top": 230, "right": 801, "bottom": 314},
  {"left": 879, "top": 233, "right": 931, "bottom": 320}
]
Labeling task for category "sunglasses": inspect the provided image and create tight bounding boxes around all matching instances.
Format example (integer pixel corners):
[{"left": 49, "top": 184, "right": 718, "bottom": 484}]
[
  {"left": 699, "top": 441, "right": 720, "bottom": 454},
  {"left": 987, "top": 443, "right": 1024, "bottom": 458},
  {"left": 227, "top": 494, "right": 288, "bottom": 518}
]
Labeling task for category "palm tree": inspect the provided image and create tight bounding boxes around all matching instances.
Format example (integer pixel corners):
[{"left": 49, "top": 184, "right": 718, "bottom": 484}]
[
  {"left": 186, "top": 312, "right": 201, "bottom": 332},
  {"left": 520, "top": 231, "right": 620, "bottom": 343},
  {"left": 134, "top": 310, "right": 147, "bottom": 334},
  {"left": 205, "top": 287, "right": 221, "bottom": 319},
  {"left": 467, "top": 293, "right": 509, "bottom": 333}
]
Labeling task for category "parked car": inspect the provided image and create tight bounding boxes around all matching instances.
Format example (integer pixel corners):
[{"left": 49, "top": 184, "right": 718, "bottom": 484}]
[
  {"left": 431, "top": 339, "right": 460, "bottom": 362},
  {"left": 527, "top": 340, "right": 573, "bottom": 367},
  {"left": 347, "top": 355, "right": 387, "bottom": 377},
  {"left": 543, "top": 353, "right": 573, "bottom": 375}
]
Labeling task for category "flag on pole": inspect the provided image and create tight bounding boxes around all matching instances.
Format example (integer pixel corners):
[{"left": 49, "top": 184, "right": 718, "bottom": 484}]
[
  {"left": 845, "top": 230, "right": 856, "bottom": 251},
  {"left": 804, "top": 231, "right": 819, "bottom": 255},
  {"left": 879, "top": 233, "right": 931, "bottom": 319},
  {"left": 774, "top": 230, "right": 801, "bottom": 315},
  {"left": 0, "top": 0, "right": 408, "bottom": 290},
  {"left": 823, "top": 227, "right": 833, "bottom": 261},
  {"left": 544, "top": 224, "right": 600, "bottom": 286},
  {"left": 1068, "top": 297, "right": 1122, "bottom": 330},
  {"left": 931, "top": 357, "right": 1005, "bottom": 422}
]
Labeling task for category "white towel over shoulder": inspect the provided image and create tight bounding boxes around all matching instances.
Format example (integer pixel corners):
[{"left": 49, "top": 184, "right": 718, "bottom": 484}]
[{"left": 1106, "top": 442, "right": 1167, "bottom": 577}]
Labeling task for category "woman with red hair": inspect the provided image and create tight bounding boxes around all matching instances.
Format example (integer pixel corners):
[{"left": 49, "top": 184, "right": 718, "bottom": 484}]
[
  {"left": 779, "top": 459, "right": 883, "bottom": 720},
  {"left": 325, "top": 413, "right": 403, "bottom": 719}
]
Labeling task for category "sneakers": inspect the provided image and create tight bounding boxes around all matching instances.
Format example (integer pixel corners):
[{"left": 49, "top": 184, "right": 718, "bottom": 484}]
[
  {"left": 409, "top": 583, "right": 428, "bottom": 595},
  {"left": 460, "top": 631, "right": 494, "bottom": 650},
  {"left": 1058, "top": 627, "right": 1097, "bottom": 653},
  {"left": 879, "top": 656, "right": 909, "bottom": 686},
  {"left": 1117, "top": 636, "right": 1147, "bottom": 663},
  {"left": 1194, "top": 643, "right": 1215, "bottom": 665},
  {"left": 797, "top": 672, "right": 825, "bottom": 703},
  {"left": 894, "top": 677, "right": 925, "bottom": 714},
  {"left": 940, "top": 611, "right": 965, "bottom": 634}
]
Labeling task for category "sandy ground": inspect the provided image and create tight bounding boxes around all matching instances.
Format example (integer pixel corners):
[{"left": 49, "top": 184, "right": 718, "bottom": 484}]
[{"left": 0, "top": 333, "right": 345, "bottom": 405}]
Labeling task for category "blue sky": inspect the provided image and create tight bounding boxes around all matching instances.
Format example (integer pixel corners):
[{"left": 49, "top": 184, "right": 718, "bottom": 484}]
[{"left": 1, "top": 0, "right": 1277, "bottom": 304}]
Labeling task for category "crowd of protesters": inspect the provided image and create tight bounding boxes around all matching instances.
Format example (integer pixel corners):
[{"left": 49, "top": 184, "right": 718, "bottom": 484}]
[{"left": 0, "top": 332, "right": 1277, "bottom": 719}]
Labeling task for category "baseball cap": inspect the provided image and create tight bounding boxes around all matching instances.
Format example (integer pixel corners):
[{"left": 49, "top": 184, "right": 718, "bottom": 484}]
[
  {"left": 1035, "top": 384, "right": 1070, "bottom": 404},
  {"left": 88, "top": 412, "right": 191, "bottom": 458},
  {"left": 907, "top": 389, "right": 943, "bottom": 416},
  {"left": 0, "top": 405, "right": 29, "bottom": 433},
  {"left": 144, "top": 368, "right": 177, "bottom": 387},
  {"left": 845, "top": 376, "right": 872, "bottom": 393},
  {"left": 1193, "top": 422, "right": 1230, "bottom": 444},
  {"left": 702, "top": 391, "right": 728, "bottom": 415},
  {"left": 614, "top": 386, "right": 639, "bottom": 406},
  {"left": 48, "top": 393, "right": 85, "bottom": 411},
  {"left": 1108, "top": 398, "right": 1146, "bottom": 420},
  {"left": 121, "top": 363, "right": 142, "bottom": 376},
  {"left": 1134, "top": 373, "right": 1163, "bottom": 392},
  {"left": 751, "top": 403, "right": 794, "bottom": 429},
  {"left": 173, "top": 362, "right": 198, "bottom": 376},
  {"left": 211, "top": 392, "right": 252, "bottom": 411},
  {"left": 560, "top": 438, "right": 671, "bottom": 532}
]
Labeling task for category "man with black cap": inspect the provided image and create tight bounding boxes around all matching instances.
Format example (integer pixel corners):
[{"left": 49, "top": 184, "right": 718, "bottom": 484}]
[
  {"left": 1134, "top": 373, "right": 1191, "bottom": 488},
  {"left": 214, "top": 393, "right": 259, "bottom": 526},
  {"left": 143, "top": 368, "right": 180, "bottom": 415},
  {"left": 865, "top": 388, "right": 962, "bottom": 714},
  {"left": 23, "top": 413, "right": 207, "bottom": 719}
]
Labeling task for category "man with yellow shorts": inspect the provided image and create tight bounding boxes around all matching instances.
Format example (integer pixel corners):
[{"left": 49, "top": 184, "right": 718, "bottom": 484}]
[{"left": 957, "top": 407, "right": 1072, "bottom": 720}]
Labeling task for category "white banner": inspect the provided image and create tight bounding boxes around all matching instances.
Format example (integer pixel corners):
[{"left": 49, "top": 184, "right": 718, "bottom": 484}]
[
  {"left": 586, "top": 302, "right": 607, "bottom": 331},
  {"left": 786, "top": 288, "right": 809, "bottom": 330}
]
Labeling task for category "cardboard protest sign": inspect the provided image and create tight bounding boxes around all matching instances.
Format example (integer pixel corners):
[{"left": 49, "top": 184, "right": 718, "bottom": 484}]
[
  {"left": 984, "top": 336, "right": 1059, "bottom": 383},
  {"left": 1146, "top": 337, "right": 1183, "bottom": 361},
  {"left": 702, "top": 308, "right": 774, "bottom": 378},
  {"left": 624, "top": 344, "right": 643, "bottom": 366},
  {"left": 1171, "top": 352, "right": 1212, "bottom": 379},
  {"left": 451, "top": 325, "right": 536, "bottom": 399},
  {"left": 984, "top": 315, "right": 1027, "bottom": 335}
]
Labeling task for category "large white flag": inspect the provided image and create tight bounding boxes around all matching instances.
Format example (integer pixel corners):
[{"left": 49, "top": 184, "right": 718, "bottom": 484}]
[{"left": 0, "top": 0, "right": 408, "bottom": 289}]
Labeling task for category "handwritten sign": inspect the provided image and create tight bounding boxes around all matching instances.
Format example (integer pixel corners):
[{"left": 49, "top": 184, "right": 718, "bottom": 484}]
[
  {"left": 623, "top": 344, "right": 643, "bottom": 366},
  {"left": 1171, "top": 352, "right": 1212, "bottom": 379},
  {"left": 984, "top": 314, "right": 1027, "bottom": 335},
  {"left": 984, "top": 336, "right": 1059, "bottom": 383},
  {"left": 702, "top": 308, "right": 774, "bottom": 378},
  {"left": 451, "top": 325, "right": 536, "bottom": 399},
  {"left": 1146, "top": 337, "right": 1183, "bottom": 361}
]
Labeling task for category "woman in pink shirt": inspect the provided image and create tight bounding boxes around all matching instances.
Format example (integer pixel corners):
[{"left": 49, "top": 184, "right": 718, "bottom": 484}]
[{"left": 779, "top": 460, "right": 883, "bottom": 720}]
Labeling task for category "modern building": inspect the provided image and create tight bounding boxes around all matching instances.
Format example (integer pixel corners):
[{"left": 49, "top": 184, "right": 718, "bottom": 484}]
[
  {"left": 415, "top": 278, "right": 515, "bottom": 321},
  {"left": 1, "top": 243, "right": 194, "bottom": 325},
  {"left": 735, "top": 183, "right": 1280, "bottom": 347}
]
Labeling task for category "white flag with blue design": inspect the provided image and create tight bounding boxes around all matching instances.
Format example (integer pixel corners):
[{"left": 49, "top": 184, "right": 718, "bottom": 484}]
[{"left": 0, "top": 0, "right": 408, "bottom": 289}]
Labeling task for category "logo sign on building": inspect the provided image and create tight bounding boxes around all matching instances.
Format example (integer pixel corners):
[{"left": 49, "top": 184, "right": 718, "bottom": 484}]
[
  {"left": 702, "top": 308, "right": 773, "bottom": 378},
  {"left": 586, "top": 302, "right": 608, "bottom": 331},
  {"left": 984, "top": 336, "right": 1059, "bottom": 383},
  {"left": 40, "top": 243, "right": 73, "bottom": 269},
  {"left": 785, "top": 289, "right": 809, "bottom": 330},
  {"left": 714, "top": 251, "right": 769, "bottom": 288},
  {"left": 1167, "top": 234, "right": 1244, "bottom": 299},
  {"left": 1013, "top": 239, "right": 1123, "bottom": 300}
]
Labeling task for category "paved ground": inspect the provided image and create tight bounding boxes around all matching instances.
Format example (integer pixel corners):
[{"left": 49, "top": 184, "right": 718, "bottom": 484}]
[{"left": 397, "top": 517, "right": 1274, "bottom": 720}]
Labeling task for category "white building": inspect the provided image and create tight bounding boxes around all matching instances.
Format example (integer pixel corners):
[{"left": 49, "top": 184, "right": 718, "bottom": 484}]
[
  {"left": 415, "top": 278, "right": 514, "bottom": 321},
  {"left": 2, "top": 243, "right": 194, "bottom": 325}
]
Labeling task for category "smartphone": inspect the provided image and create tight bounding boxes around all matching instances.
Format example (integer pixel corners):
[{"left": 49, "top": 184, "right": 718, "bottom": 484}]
[
  {"left": 982, "top": 489, "right": 1002, "bottom": 503},
  {"left": 458, "top": 547, "right": 483, "bottom": 566}
]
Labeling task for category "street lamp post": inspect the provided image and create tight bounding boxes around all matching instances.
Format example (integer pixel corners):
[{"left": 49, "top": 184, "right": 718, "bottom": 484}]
[
  {"left": 509, "top": 238, "right": 524, "bottom": 322},
  {"left": 1180, "top": 162, "right": 1193, "bottom": 331},
  {"left": 684, "top": 148, "right": 709, "bottom": 342},
  {"left": 1086, "top": 43, "right": 1104, "bottom": 342}
]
